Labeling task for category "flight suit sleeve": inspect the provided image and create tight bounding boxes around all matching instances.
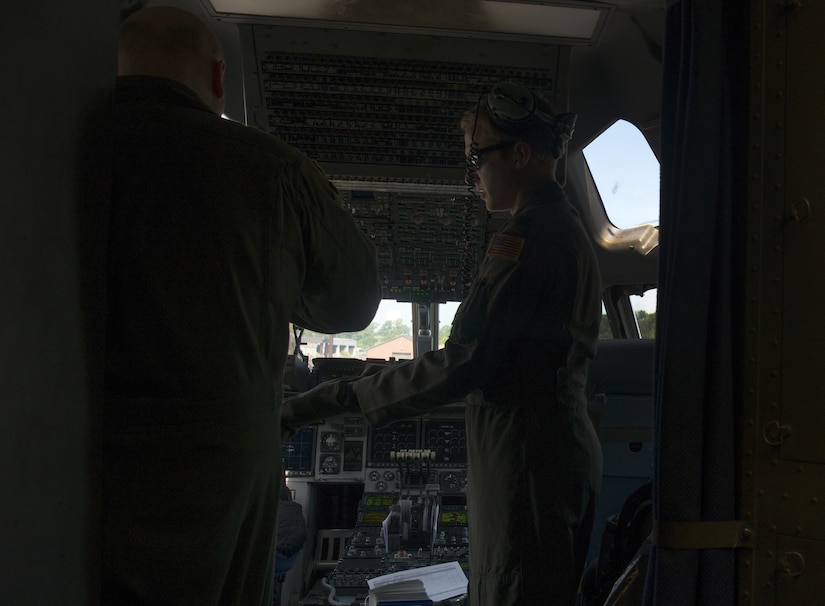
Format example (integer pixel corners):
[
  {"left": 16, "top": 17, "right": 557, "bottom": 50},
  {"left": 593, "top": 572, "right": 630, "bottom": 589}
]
[
  {"left": 280, "top": 379, "right": 352, "bottom": 436},
  {"left": 356, "top": 227, "right": 579, "bottom": 426},
  {"left": 290, "top": 158, "right": 381, "bottom": 333}
]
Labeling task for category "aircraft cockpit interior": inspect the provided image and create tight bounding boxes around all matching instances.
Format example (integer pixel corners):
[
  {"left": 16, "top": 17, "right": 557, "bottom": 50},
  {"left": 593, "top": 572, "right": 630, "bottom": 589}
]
[
  {"left": 8, "top": 0, "right": 823, "bottom": 603},
  {"left": 180, "top": 0, "right": 663, "bottom": 603}
]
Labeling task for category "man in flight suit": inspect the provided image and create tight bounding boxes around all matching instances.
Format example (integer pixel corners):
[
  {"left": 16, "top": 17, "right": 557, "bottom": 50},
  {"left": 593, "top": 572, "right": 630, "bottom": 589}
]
[
  {"left": 283, "top": 82, "right": 603, "bottom": 605},
  {"left": 103, "top": 7, "right": 380, "bottom": 604}
]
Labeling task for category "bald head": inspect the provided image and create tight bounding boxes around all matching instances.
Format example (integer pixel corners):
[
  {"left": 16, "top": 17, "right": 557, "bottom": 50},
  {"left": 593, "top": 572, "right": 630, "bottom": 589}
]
[{"left": 118, "top": 6, "right": 226, "bottom": 114}]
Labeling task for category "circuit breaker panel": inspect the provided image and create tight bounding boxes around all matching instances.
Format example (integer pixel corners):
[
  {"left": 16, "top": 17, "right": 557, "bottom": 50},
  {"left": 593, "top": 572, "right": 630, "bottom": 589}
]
[{"left": 239, "top": 24, "right": 567, "bottom": 301}]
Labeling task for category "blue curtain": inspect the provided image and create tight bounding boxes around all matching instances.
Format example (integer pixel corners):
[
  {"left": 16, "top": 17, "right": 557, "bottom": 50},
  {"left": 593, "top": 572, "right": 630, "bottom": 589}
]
[{"left": 645, "top": 0, "right": 748, "bottom": 603}]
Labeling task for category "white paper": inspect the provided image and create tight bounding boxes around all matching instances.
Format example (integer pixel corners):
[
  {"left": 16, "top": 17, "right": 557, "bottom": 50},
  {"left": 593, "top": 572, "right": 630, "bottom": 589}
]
[{"left": 367, "top": 561, "right": 467, "bottom": 603}]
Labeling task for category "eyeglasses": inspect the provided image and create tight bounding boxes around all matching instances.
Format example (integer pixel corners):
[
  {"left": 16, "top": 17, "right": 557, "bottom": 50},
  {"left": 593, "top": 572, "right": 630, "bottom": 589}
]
[{"left": 465, "top": 140, "right": 517, "bottom": 170}]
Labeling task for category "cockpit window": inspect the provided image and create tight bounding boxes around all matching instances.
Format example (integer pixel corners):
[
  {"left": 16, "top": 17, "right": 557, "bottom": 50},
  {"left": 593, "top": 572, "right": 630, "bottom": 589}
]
[
  {"left": 582, "top": 120, "right": 660, "bottom": 229},
  {"left": 291, "top": 300, "right": 461, "bottom": 364},
  {"left": 630, "top": 288, "right": 657, "bottom": 338}
]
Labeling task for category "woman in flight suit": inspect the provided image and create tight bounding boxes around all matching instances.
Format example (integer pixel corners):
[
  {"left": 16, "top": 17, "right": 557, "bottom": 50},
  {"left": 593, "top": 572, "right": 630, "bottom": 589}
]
[{"left": 284, "top": 81, "right": 603, "bottom": 605}]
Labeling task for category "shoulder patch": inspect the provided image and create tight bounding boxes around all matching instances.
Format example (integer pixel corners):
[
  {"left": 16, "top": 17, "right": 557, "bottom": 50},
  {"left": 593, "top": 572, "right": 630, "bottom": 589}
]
[{"left": 486, "top": 232, "right": 525, "bottom": 261}]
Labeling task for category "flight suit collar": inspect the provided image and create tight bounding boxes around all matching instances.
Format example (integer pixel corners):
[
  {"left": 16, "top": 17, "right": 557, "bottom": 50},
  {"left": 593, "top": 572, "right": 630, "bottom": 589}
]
[
  {"left": 515, "top": 180, "right": 567, "bottom": 216},
  {"left": 115, "top": 74, "right": 215, "bottom": 116}
]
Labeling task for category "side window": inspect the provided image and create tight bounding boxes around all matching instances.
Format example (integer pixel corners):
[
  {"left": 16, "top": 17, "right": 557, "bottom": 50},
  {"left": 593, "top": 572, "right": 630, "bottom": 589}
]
[
  {"left": 630, "top": 288, "right": 657, "bottom": 339},
  {"left": 599, "top": 304, "right": 613, "bottom": 340},
  {"left": 585, "top": 120, "right": 659, "bottom": 339},
  {"left": 582, "top": 119, "right": 660, "bottom": 229}
]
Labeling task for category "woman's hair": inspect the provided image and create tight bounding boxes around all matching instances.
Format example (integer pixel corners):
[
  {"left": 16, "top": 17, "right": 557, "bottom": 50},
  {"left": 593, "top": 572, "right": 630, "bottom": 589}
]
[{"left": 460, "top": 84, "right": 576, "bottom": 160}]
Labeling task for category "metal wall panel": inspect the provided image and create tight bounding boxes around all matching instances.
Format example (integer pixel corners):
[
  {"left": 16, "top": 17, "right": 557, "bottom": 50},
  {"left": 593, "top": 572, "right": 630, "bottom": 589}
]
[{"left": 744, "top": 1, "right": 825, "bottom": 603}]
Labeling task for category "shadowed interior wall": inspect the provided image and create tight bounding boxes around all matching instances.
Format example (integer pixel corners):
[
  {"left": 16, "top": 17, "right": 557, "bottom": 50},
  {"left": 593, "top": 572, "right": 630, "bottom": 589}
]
[{"left": 0, "top": 3, "right": 118, "bottom": 603}]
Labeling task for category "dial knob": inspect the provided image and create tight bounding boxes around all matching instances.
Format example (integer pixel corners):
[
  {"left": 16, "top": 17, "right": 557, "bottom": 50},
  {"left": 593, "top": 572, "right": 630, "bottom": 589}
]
[
  {"left": 322, "top": 432, "right": 341, "bottom": 450},
  {"left": 320, "top": 455, "right": 340, "bottom": 474}
]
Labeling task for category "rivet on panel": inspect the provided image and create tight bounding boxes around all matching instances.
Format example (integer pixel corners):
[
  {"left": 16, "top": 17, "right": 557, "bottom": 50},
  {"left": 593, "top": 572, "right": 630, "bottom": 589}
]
[
  {"left": 787, "top": 197, "right": 812, "bottom": 222},
  {"left": 781, "top": 551, "right": 805, "bottom": 577}
]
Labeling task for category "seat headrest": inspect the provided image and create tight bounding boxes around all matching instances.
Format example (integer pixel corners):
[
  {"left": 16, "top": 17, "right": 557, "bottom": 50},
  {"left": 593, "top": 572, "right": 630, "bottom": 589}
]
[{"left": 587, "top": 339, "right": 656, "bottom": 396}]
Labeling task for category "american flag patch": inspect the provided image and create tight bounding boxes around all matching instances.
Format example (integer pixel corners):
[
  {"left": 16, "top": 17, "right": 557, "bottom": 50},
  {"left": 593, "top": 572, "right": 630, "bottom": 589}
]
[{"left": 486, "top": 233, "right": 525, "bottom": 260}]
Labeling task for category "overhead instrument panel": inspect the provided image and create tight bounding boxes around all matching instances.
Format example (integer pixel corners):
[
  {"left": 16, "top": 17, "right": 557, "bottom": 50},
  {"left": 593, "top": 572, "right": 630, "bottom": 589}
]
[
  {"left": 238, "top": 24, "right": 568, "bottom": 301},
  {"left": 340, "top": 188, "right": 490, "bottom": 302},
  {"left": 239, "top": 25, "right": 564, "bottom": 181}
]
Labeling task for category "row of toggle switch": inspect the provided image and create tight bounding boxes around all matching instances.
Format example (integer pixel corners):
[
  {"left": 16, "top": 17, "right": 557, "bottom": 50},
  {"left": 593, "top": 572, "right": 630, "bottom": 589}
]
[{"left": 391, "top": 449, "right": 436, "bottom": 461}]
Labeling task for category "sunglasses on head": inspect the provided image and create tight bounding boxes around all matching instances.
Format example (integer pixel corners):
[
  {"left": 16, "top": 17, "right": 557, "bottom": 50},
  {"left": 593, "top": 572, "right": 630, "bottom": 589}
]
[
  {"left": 486, "top": 81, "right": 539, "bottom": 126},
  {"left": 485, "top": 81, "right": 577, "bottom": 135}
]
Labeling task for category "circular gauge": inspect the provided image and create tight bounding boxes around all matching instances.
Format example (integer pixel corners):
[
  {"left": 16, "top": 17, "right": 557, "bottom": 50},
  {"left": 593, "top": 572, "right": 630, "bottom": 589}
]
[
  {"left": 383, "top": 470, "right": 395, "bottom": 482},
  {"left": 368, "top": 470, "right": 380, "bottom": 482},
  {"left": 321, "top": 432, "right": 341, "bottom": 451},
  {"left": 320, "top": 455, "right": 340, "bottom": 474},
  {"left": 440, "top": 472, "right": 459, "bottom": 490},
  {"left": 375, "top": 481, "right": 387, "bottom": 492}
]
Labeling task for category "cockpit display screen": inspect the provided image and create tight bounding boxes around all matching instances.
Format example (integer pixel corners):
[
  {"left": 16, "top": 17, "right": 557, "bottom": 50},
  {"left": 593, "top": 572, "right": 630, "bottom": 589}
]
[
  {"left": 439, "top": 510, "right": 468, "bottom": 525},
  {"left": 361, "top": 510, "right": 390, "bottom": 524},
  {"left": 422, "top": 419, "right": 467, "bottom": 465},
  {"left": 365, "top": 494, "right": 394, "bottom": 507},
  {"left": 282, "top": 427, "right": 315, "bottom": 476}
]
